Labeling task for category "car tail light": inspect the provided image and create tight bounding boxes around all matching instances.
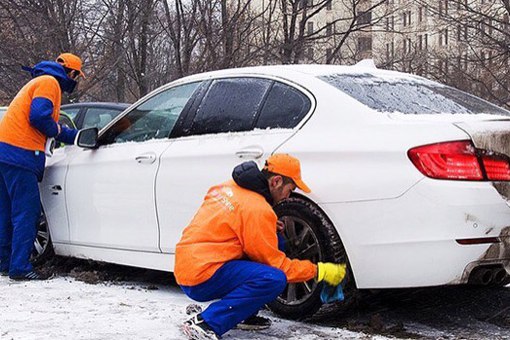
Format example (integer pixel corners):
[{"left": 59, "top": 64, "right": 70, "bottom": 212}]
[
  {"left": 482, "top": 155, "right": 510, "bottom": 181},
  {"left": 408, "top": 140, "right": 510, "bottom": 181}
]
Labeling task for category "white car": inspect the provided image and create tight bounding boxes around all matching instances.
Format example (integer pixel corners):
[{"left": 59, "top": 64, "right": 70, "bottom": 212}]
[{"left": 40, "top": 63, "right": 510, "bottom": 318}]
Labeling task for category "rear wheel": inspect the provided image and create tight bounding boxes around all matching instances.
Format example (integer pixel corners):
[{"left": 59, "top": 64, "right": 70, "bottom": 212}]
[
  {"left": 30, "top": 208, "right": 53, "bottom": 264},
  {"left": 268, "top": 197, "right": 356, "bottom": 320}
]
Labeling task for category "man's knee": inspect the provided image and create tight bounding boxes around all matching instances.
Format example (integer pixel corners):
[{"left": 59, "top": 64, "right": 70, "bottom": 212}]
[{"left": 263, "top": 268, "right": 287, "bottom": 295}]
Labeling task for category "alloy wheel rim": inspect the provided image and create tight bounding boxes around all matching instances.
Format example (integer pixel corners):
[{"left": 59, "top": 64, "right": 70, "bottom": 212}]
[
  {"left": 32, "top": 212, "right": 49, "bottom": 259},
  {"left": 276, "top": 215, "right": 322, "bottom": 306}
]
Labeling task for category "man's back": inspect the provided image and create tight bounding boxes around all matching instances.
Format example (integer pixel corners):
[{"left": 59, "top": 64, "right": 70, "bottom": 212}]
[{"left": 175, "top": 179, "right": 276, "bottom": 286}]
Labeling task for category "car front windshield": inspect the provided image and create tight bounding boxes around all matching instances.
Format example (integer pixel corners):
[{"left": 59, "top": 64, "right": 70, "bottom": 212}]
[{"left": 319, "top": 73, "right": 510, "bottom": 116}]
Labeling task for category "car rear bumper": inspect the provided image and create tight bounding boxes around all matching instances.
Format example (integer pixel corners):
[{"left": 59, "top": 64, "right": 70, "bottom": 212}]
[{"left": 320, "top": 178, "right": 510, "bottom": 289}]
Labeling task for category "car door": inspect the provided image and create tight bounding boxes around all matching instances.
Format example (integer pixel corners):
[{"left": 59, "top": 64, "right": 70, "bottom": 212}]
[
  {"left": 155, "top": 76, "right": 314, "bottom": 255},
  {"left": 65, "top": 82, "right": 201, "bottom": 252}
]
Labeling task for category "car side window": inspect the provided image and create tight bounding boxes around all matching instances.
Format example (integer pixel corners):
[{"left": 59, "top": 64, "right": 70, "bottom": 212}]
[
  {"left": 188, "top": 78, "right": 272, "bottom": 136},
  {"left": 82, "top": 108, "right": 124, "bottom": 130},
  {"left": 100, "top": 82, "right": 200, "bottom": 145},
  {"left": 58, "top": 114, "right": 75, "bottom": 129},
  {"left": 62, "top": 108, "right": 80, "bottom": 120},
  {"left": 256, "top": 82, "right": 311, "bottom": 129}
]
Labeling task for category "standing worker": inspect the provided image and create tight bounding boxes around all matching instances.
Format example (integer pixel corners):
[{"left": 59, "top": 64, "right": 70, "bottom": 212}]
[
  {"left": 175, "top": 154, "right": 347, "bottom": 339},
  {"left": 0, "top": 53, "right": 84, "bottom": 280}
]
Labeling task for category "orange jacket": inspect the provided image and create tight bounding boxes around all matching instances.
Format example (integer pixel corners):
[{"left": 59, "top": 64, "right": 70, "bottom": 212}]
[
  {"left": 174, "top": 179, "right": 317, "bottom": 286},
  {"left": 0, "top": 75, "right": 61, "bottom": 151}
]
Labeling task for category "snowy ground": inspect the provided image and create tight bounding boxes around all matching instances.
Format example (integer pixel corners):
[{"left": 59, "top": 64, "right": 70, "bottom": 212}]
[
  {"left": 1, "top": 258, "right": 509, "bottom": 340},
  {"left": 0, "top": 275, "right": 387, "bottom": 340}
]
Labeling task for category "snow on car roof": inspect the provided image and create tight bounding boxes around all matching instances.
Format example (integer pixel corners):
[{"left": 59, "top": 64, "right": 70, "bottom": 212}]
[{"left": 172, "top": 62, "right": 435, "bottom": 86}]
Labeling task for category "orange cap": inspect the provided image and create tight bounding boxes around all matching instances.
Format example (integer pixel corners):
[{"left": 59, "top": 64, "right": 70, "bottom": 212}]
[
  {"left": 264, "top": 154, "right": 311, "bottom": 193},
  {"left": 56, "top": 53, "right": 85, "bottom": 77}
]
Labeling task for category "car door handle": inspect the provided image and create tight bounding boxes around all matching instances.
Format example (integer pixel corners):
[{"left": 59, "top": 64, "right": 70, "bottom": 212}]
[
  {"left": 135, "top": 153, "right": 157, "bottom": 164},
  {"left": 50, "top": 184, "right": 62, "bottom": 195},
  {"left": 235, "top": 147, "right": 264, "bottom": 159}
]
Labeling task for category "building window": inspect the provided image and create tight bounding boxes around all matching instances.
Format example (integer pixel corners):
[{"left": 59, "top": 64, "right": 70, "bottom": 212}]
[
  {"left": 358, "top": 37, "right": 372, "bottom": 52},
  {"left": 307, "top": 22, "right": 314, "bottom": 35},
  {"left": 418, "top": 7, "right": 424, "bottom": 22},
  {"left": 424, "top": 33, "right": 428, "bottom": 49},
  {"left": 439, "top": 0, "right": 448, "bottom": 16},
  {"left": 307, "top": 47, "right": 314, "bottom": 60},
  {"left": 357, "top": 11, "right": 372, "bottom": 26},
  {"left": 439, "top": 28, "right": 448, "bottom": 46},
  {"left": 326, "top": 0, "right": 332, "bottom": 10},
  {"left": 326, "top": 22, "right": 333, "bottom": 36},
  {"left": 418, "top": 35, "right": 422, "bottom": 50},
  {"left": 403, "top": 38, "right": 411, "bottom": 54},
  {"left": 402, "top": 11, "right": 412, "bottom": 26},
  {"left": 299, "top": 0, "right": 313, "bottom": 9}
]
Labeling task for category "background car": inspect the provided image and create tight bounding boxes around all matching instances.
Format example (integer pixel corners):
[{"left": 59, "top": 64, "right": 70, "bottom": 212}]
[
  {"left": 61, "top": 102, "right": 130, "bottom": 130},
  {"left": 41, "top": 64, "right": 510, "bottom": 319}
]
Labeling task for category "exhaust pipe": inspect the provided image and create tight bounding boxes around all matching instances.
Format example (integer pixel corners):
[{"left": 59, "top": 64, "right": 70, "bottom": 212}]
[
  {"left": 492, "top": 268, "right": 508, "bottom": 286},
  {"left": 468, "top": 267, "right": 494, "bottom": 285}
]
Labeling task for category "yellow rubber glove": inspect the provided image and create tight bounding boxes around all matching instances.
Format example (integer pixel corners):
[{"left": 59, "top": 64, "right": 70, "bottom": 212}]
[{"left": 317, "top": 262, "right": 347, "bottom": 286}]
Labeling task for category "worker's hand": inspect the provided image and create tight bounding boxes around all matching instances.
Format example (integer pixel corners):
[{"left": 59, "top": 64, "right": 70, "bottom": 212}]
[
  {"left": 276, "top": 220, "right": 285, "bottom": 233},
  {"left": 57, "top": 123, "right": 62, "bottom": 136},
  {"left": 317, "top": 262, "right": 347, "bottom": 286}
]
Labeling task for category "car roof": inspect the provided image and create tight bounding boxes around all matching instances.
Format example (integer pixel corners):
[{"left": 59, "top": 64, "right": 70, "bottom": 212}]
[
  {"left": 61, "top": 102, "right": 131, "bottom": 109},
  {"left": 174, "top": 62, "right": 434, "bottom": 86}
]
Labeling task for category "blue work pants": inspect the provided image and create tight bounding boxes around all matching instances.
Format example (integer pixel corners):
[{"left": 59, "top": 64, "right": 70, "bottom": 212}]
[
  {"left": 0, "top": 162, "right": 40, "bottom": 276},
  {"left": 181, "top": 260, "right": 287, "bottom": 336}
]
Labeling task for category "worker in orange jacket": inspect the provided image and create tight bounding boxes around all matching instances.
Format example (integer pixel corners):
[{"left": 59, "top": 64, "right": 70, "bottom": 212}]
[
  {"left": 175, "top": 154, "right": 347, "bottom": 339},
  {"left": 0, "top": 53, "right": 84, "bottom": 280}
]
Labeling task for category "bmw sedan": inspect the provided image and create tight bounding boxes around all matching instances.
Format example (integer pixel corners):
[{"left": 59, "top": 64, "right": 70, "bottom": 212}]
[{"left": 40, "top": 64, "right": 510, "bottom": 318}]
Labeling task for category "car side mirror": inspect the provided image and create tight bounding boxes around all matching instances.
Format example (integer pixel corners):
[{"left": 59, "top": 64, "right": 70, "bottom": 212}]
[{"left": 76, "top": 127, "right": 99, "bottom": 149}]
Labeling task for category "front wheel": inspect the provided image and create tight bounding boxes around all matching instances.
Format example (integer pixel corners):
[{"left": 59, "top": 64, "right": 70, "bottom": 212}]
[
  {"left": 268, "top": 197, "right": 356, "bottom": 320},
  {"left": 30, "top": 207, "right": 53, "bottom": 264}
]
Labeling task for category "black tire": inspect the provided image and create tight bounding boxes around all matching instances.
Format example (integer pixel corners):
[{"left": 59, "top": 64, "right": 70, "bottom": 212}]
[
  {"left": 30, "top": 207, "right": 54, "bottom": 265},
  {"left": 267, "top": 196, "right": 356, "bottom": 320}
]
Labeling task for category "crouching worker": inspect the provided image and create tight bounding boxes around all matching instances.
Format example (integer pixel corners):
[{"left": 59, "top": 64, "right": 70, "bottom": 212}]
[
  {"left": 175, "top": 154, "right": 347, "bottom": 339},
  {"left": 0, "top": 53, "right": 84, "bottom": 280}
]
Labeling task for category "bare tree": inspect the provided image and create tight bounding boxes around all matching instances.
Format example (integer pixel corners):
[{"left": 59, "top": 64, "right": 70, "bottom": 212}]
[{"left": 410, "top": 0, "right": 510, "bottom": 107}]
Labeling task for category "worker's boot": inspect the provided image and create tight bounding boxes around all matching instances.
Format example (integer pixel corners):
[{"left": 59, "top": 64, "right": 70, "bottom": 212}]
[
  {"left": 9, "top": 270, "right": 52, "bottom": 281},
  {"left": 236, "top": 314, "right": 272, "bottom": 331},
  {"left": 182, "top": 314, "right": 219, "bottom": 340}
]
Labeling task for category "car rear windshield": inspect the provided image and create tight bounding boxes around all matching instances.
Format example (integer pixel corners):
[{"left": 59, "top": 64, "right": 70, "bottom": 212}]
[{"left": 319, "top": 73, "right": 510, "bottom": 116}]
